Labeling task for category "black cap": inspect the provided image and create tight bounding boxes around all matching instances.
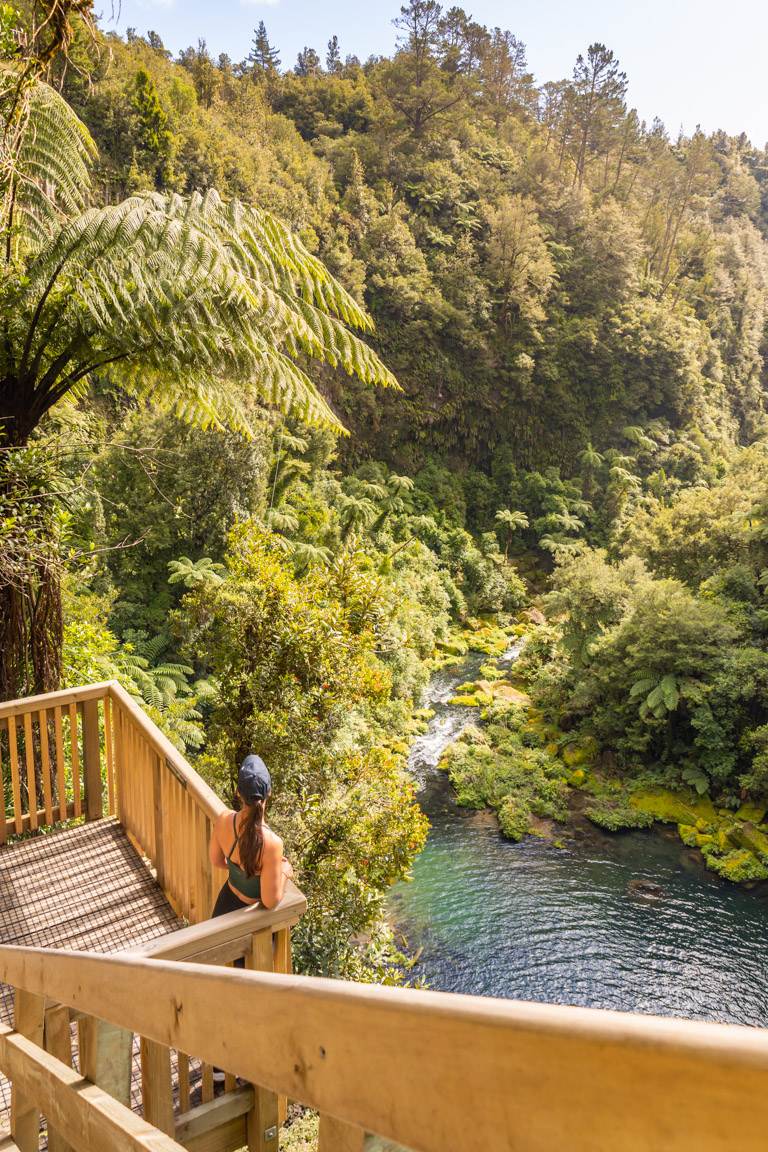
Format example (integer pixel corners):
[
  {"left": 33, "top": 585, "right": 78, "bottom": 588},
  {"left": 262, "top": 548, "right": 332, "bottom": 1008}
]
[{"left": 238, "top": 754, "right": 272, "bottom": 803}]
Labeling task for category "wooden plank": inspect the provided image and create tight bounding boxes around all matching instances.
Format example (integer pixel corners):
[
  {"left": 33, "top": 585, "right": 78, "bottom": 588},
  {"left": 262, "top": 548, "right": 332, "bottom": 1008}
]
[
  {"left": 7, "top": 716, "right": 23, "bottom": 835},
  {"left": 201, "top": 1064, "right": 214, "bottom": 1104},
  {"left": 45, "top": 1003, "right": 74, "bottom": 1152},
  {"left": 184, "top": 1115, "right": 246, "bottom": 1152},
  {"left": 38, "top": 708, "right": 53, "bottom": 825},
  {"left": 0, "top": 1024, "right": 185, "bottom": 1152},
  {"left": 272, "top": 929, "right": 290, "bottom": 1126},
  {"left": 318, "top": 1115, "right": 365, "bottom": 1152},
  {"left": 247, "top": 1085, "right": 278, "bottom": 1152},
  {"left": 21, "top": 713, "right": 37, "bottom": 832},
  {"left": 82, "top": 698, "right": 103, "bottom": 822},
  {"left": 54, "top": 706, "right": 66, "bottom": 822},
  {"left": 140, "top": 1038, "right": 174, "bottom": 1136},
  {"left": 10, "top": 989, "right": 44, "bottom": 1152},
  {"left": 177, "top": 1052, "right": 191, "bottom": 1113},
  {"left": 0, "top": 725, "right": 7, "bottom": 844},
  {"left": 152, "top": 752, "right": 166, "bottom": 891},
  {"left": 104, "top": 695, "right": 116, "bottom": 817},
  {"left": 79, "top": 1015, "right": 133, "bottom": 1107},
  {"left": 175, "top": 1086, "right": 254, "bottom": 1143},
  {"left": 245, "top": 931, "right": 279, "bottom": 1152},
  {"left": 9, "top": 946, "right": 768, "bottom": 1152},
  {"left": 68, "top": 703, "right": 81, "bottom": 818}
]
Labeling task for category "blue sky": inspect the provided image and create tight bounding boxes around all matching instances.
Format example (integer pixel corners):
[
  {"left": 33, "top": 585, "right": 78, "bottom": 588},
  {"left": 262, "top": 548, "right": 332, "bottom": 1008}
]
[{"left": 105, "top": 0, "right": 768, "bottom": 145}]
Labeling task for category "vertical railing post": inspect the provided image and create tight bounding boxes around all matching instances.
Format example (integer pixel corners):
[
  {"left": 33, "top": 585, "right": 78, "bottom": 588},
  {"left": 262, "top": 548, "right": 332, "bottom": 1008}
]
[
  {"left": 318, "top": 1115, "right": 366, "bottom": 1152},
  {"left": 82, "top": 698, "right": 103, "bottom": 821},
  {"left": 11, "top": 988, "right": 45, "bottom": 1151},
  {"left": 140, "top": 1037, "right": 174, "bottom": 1135},
  {"left": 79, "top": 1014, "right": 133, "bottom": 1107},
  {"left": 245, "top": 930, "right": 279, "bottom": 1152},
  {"left": 151, "top": 751, "right": 166, "bottom": 891},
  {"left": 45, "top": 1002, "right": 74, "bottom": 1152}
]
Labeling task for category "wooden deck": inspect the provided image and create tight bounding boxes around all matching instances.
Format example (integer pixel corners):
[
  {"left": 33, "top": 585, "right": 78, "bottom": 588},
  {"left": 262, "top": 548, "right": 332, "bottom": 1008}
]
[{"left": 0, "top": 819, "right": 183, "bottom": 1129}]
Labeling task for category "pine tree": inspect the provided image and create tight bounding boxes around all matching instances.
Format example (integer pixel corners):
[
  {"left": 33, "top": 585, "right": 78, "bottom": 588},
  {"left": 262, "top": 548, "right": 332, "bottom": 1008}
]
[
  {"left": 326, "top": 34, "right": 342, "bottom": 73},
  {"left": 248, "top": 21, "right": 280, "bottom": 75},
  {"left": 571, "top": 43, "right": 627, "bottom": 188},
  {"left": 295, "top": 46, "right": 321, "bottom": 77},
  {"left": 132, "top": 68, "right": 174, "bottom": 188}
]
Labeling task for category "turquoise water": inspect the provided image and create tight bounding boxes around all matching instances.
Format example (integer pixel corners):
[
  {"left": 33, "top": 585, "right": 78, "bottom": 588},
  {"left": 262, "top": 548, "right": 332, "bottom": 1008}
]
[{"left": 391, "top": 654, "right": 768, "bottom": 1025}]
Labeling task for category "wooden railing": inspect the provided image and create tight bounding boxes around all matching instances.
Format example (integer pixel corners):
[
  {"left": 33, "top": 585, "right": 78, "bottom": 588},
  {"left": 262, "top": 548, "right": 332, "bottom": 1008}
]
[
  {"left": 0, "top": 681, "right": 229, "bottom": 923},
  {"left": 2, "top": 941, "right": 768, "bottom": 1152},
  {"left": 0, "top": 683, "right": 114, "bottom": 839},
  {"left": 0, "top": 680, "right": 310, "bottom": 1152},
  {"left": 108, "top": 682, "right": 225, "bottom": 923}
]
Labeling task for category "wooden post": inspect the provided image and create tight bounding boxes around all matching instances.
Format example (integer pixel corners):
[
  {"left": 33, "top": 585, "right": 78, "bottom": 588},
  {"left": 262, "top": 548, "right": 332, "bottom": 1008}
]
[
  {"left": 152, "top": 752, "right": 166, "bottom": 891},
  {"left": 45, "top": 1003, "right": 74, "bottom": 1152},
  {"left": 245, "top": 930, "right": 279, "bottom": 1152},
  {"left": 273, "top": 928, "right": 291, "bottom": 1126},
  {"left": 79, "top": 1014, "right": 133, "bottom": 1106},
  {"left": 140, "top": 1037, "right": 174, "bottom": 1136},
  {"left": 318, "top": 1115, "right": 366, "bottom": 1152},
  {"left": 82, "top": 698, "right": 103, "bottom": 822},
  {"left": 11, "top": 988, "right": 45, "bottom": 1152}
]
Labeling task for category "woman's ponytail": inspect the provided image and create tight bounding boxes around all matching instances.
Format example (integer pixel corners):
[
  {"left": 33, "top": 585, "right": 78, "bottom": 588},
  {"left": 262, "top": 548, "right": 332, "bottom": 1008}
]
[{"left": 238, "top": 797, "right": 266, "bottom": 877}]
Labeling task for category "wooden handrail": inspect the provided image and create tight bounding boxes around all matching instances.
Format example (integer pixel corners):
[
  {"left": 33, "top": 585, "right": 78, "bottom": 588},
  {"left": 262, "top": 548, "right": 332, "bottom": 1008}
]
[
  {"left": 0, "top": 682, "right": 112, "bottom": 720},
  {"left": 127, "top": 881, "right": 306, "bottom": 963},
  {"left": 2, "top": 944, "right": 768, "bottom": 1152}
]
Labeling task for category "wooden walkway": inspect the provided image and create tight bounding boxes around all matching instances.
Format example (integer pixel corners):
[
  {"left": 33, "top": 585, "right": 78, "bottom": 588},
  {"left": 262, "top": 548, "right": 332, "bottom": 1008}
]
[{"left": 0, "top": 819, "right": 183, "bottom": 1127}]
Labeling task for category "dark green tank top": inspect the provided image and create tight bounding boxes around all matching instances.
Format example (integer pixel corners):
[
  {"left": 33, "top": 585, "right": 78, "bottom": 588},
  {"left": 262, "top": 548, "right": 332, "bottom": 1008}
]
[{"left": 226, "top": 813, "right": 262, "bottom": 900}]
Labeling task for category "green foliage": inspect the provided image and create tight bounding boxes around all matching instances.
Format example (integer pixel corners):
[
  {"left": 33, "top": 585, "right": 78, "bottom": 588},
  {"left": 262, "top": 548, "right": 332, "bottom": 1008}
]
[
  {"left": 583, "top": 801, "right": 654, "bottom": 832},
  {"left": 176, "top": 523, "right": 428, "bottom": 976},
  {"left": 442, "top": 704, "right": 569, "bottom": 840}
]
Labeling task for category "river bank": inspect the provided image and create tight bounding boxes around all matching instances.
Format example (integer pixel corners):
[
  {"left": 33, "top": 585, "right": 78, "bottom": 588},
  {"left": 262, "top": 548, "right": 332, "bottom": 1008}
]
[{"left": 391, "top": 639, "right": 768, "bottom": 1023}]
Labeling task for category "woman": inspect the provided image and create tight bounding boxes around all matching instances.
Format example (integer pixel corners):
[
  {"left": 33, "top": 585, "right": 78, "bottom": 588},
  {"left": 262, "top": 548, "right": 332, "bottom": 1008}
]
[{"left": 209, "top": 753, "right": 293, "bottom": 915}]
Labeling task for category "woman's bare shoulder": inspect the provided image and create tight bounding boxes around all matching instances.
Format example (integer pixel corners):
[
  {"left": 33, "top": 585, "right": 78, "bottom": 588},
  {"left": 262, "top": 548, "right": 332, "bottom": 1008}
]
[{"left": 262, "top": 825, "right": 283, "bottom": 854}]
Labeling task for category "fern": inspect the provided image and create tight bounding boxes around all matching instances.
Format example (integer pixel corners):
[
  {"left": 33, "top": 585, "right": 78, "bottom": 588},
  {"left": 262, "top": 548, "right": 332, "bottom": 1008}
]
[{"left": 0, "top": 74, "right": 399, "bottom": 447}]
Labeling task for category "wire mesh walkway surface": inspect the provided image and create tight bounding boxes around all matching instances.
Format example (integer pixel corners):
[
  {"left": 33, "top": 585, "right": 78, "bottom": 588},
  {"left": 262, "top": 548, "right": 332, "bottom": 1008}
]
[{"left": 0, "top": 818, "right": 184, "bottom": 1132}]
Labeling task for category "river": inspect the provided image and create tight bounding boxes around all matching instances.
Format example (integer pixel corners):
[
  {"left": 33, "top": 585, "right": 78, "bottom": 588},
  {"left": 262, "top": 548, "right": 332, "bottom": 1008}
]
[{"left": 390, "top": 649, "right": 768, "bottom": 1025}]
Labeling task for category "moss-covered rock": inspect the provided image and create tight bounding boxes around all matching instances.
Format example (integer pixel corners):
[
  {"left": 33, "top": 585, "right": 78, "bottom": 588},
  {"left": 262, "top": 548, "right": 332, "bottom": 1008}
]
[
  {"left": 736, "top": 801, "right": 767, "bottom": 823},
  {"left": 629, "top": 787, "right": 717, "bottom": 826},
  {"left": 727, "top": 821, "right": 768, "bottom": 861},
  {"left": 706, "top": 849, "right": 768, "bottom": 883}
]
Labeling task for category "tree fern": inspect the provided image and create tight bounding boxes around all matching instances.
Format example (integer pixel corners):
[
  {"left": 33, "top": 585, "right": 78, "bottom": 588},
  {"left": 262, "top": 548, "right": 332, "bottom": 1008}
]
[{"left": 0, "top": 73, "right": 399, "bottom": 448}]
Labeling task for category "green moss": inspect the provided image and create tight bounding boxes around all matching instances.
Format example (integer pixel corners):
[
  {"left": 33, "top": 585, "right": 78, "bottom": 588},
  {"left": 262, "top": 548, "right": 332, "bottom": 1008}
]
[
  {"left": 706, "top": 849, "right": 768, "bottom": 883},
  {"left": 568, "top": 768, "right": 587, "bottom": 787},
  {"left": 561, "top": 737, "right": 599, "bottom": 768},
  {"left": 727, "top": 821, "right": 768, "bottom": 861},
  {"left": 736, "top": 802, "right": 767, "bottom": 824},
  {"left": 629, "top": 787, "right": 717, "bottom": 826}
]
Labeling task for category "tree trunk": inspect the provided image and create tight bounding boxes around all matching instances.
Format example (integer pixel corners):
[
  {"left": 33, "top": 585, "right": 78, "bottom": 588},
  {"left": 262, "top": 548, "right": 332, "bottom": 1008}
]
[{"left": 0, "top": 440, "right": 63, "bottom": 702}]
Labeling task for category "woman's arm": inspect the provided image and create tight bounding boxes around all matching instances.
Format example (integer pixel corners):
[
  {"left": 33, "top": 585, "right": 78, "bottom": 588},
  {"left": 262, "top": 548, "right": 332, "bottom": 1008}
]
[
  {"left": 209, "top": 812, "right": 227, "bottom": 870},
  {"left": 259, "top": 833, "right": 288, "bottom": 909}
]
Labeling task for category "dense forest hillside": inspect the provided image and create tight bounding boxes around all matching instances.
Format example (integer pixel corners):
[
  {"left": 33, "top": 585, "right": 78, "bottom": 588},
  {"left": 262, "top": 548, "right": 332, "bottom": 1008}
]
[{"left": 5, "top": 0, "right": 768, "bottom": 980}]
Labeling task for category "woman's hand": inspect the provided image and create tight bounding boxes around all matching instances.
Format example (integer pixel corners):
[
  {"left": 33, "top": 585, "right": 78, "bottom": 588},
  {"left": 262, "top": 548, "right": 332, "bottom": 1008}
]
[{"left": 281, "top": 857, "right": 294, "bottom": 880}]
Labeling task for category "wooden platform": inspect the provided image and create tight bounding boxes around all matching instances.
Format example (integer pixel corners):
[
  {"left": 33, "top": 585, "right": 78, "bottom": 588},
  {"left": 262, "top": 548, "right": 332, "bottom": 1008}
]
[{"left": 0, "top": 819, "right": 183, "bottom": 1129}]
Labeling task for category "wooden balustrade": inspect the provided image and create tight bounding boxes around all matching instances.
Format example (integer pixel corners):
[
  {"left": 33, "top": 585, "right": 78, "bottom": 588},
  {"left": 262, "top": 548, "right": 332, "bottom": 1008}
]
[
  {"left": 0, "top": 683, "right": 114, "bottom": 839},
  {"left": 107, "top": 682, "right": 226, "bottom": 923},
  {"left": 3, "top": 942, "right": 768, "bottom": 1152},
  {"left": 0, "top": 681, "right": 226, "bottom": 923}
]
